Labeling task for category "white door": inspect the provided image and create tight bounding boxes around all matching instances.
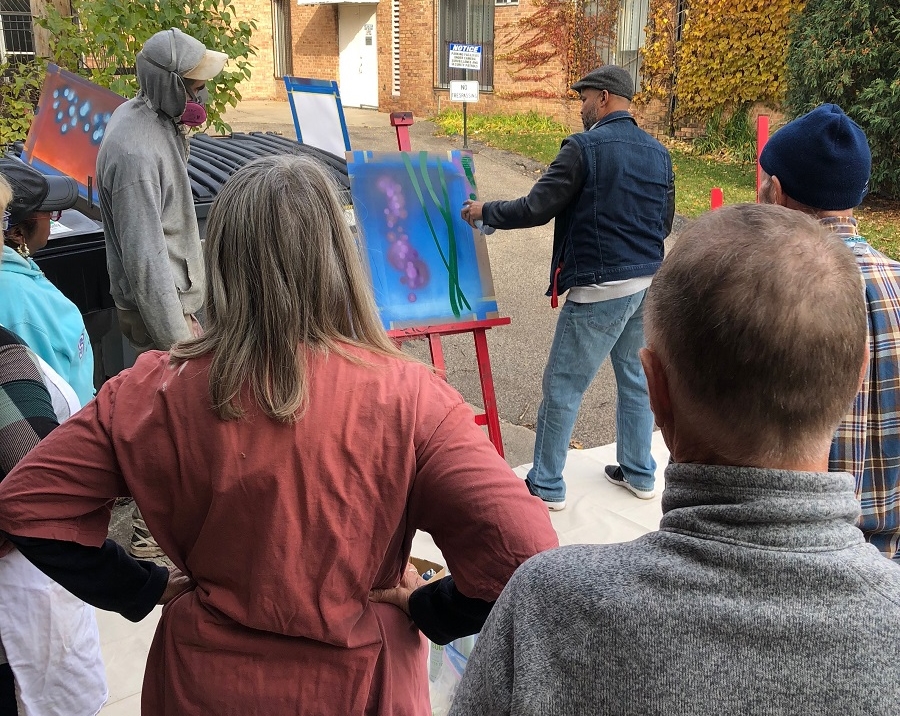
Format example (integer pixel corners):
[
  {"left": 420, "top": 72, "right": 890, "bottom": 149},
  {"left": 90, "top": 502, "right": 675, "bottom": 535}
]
[{"left": 338, "top": 5, "right": 379, "bottom": 108}]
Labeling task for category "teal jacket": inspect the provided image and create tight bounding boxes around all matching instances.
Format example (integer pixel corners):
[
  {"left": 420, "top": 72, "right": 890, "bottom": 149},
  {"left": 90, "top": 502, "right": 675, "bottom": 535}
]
[{"left": 0, "top": 246, "right": 94, "bottom": 405}]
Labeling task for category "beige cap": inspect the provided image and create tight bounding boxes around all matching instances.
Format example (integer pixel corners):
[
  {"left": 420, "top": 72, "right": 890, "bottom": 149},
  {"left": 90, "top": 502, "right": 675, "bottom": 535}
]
[{"left": 183, "top": 49, "right": 229, "bottom": 80}]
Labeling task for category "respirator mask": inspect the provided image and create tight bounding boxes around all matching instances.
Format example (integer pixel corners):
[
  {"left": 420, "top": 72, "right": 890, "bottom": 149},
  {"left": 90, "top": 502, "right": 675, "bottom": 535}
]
[{"left": 180, "top": 85, "right": 209, "bottom": 127}]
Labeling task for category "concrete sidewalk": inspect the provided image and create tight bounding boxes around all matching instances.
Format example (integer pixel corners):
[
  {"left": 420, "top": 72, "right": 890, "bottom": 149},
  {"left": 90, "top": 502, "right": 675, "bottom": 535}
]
[{"left": 223, "top": 101, "right": 388, "bottom": 133}]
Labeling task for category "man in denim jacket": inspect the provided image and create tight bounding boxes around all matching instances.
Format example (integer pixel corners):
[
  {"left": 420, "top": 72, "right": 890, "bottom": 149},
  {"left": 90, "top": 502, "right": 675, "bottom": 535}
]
[{"left": 462, "top": 65, "right": 674, "bottom": 510}]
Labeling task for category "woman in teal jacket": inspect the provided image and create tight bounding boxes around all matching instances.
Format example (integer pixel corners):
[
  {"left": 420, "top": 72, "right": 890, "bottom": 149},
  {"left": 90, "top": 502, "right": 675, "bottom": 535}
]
[{"left": 0, "top": 160, "right": 94, "bottom": 406}]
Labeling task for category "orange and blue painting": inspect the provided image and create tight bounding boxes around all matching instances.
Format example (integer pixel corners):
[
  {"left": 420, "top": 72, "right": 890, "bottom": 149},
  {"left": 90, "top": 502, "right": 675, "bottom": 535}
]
[
  {"left": 23, "top": 65, "right": 125, "bottom": 204},
  {"left": 347, "top": 150, "right": 499, "bottom": 330}
]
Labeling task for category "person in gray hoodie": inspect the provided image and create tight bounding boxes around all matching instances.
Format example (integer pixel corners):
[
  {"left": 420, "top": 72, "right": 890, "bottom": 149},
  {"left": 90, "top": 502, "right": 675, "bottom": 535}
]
[
  {"left": 449, "top": 204, "right": 900, "bottom": 716},
  {"left": 97, "top": 28, "right": 227, "bottom": 354},
  {"left": 96, "top": 28, "right": 227, "bottom": 559}
]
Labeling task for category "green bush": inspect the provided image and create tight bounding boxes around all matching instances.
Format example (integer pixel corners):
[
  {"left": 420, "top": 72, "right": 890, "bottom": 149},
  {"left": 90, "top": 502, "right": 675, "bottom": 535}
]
[
  {"left": 692, "top": 104, "right": 757, "bottom": 163},
  {"left": 0, "top": 59, "right": 46, "bottom": 144},
  {"left": 38, "top": 0, "right": 257, "bottom": 135},
  {"left": 786, "top": 0, "right": 900, "bottom": 199}
]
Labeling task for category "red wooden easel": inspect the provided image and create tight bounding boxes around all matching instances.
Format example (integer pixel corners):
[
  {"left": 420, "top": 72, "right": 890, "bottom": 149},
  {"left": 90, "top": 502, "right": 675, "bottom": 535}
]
[
  {"left": 384, "top": 114, "right": 510, "bottom": 457},
  {"left": 388, "top": 317, "right": 511, "bottom": 457}
]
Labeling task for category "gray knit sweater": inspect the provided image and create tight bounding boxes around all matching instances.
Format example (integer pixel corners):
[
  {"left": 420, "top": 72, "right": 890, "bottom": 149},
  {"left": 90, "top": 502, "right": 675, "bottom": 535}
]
[{"left": 450, "top": 464, "right": 900, "bottom": 715}]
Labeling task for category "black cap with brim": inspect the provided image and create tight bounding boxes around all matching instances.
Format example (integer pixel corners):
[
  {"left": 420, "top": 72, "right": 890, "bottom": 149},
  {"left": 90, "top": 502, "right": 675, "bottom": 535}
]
[
  {"left": 40, "top": 175, "right": 79, "bottom": 214},
  {"left": 571, "top": 65, "right": 635, "bottom": 101},
  {"left": 0, "top": 159, "right": 78, "bottom": 227}
]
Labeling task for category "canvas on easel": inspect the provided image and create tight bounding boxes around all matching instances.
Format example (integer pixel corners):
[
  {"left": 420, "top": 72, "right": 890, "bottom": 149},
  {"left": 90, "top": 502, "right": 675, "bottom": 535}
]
[
  {"left": 347, "top": 149, "right": 499, "bottom": 331},
  {"left": 283, "top": 76, "right": 351, "bottom": 158}
]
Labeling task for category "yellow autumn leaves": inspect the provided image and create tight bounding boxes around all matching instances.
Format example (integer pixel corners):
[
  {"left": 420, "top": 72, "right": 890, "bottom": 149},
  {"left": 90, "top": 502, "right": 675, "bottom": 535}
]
[{"left": 638, "top": 0, "right": 804, "bottom": 122}]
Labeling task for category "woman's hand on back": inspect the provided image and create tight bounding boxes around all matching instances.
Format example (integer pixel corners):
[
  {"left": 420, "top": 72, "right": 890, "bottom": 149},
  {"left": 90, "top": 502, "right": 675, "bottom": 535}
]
[
  {"left": 159, "top": 564, "right": 194, "bottom": 605},
  {"left": 369, "top": 562, "right": 426, "bottom": 615}
]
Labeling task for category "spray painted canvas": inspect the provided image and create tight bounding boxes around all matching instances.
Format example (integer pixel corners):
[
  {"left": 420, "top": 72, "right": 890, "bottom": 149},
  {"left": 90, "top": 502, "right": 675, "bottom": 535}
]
[
  {"left": 22, "top": 64, "right": 126, "bottom": 204},
  {"left": 347, "top": 150, "right": 499, "bottom": 330}
]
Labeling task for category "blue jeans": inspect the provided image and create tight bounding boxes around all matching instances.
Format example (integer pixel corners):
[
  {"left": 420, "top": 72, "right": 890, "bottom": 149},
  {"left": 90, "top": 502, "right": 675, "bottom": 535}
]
[{"left": 526, "top": 291, "right": 657, "bottom": 500}]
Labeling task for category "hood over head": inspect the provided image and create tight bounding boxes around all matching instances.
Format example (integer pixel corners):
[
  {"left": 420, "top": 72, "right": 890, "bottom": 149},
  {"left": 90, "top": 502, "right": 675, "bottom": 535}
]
[{"left": 136, "top": 28, "right": 225, "bottom": 120}]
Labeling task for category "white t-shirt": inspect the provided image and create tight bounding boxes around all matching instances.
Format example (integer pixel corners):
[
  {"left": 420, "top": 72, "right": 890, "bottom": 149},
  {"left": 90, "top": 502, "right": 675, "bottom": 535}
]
[
  {"left": 35, "top": 352, "right": 82, "bottom": 422},
  {"left": 566, "top": 275, "right": 653, "bottom": 303}
]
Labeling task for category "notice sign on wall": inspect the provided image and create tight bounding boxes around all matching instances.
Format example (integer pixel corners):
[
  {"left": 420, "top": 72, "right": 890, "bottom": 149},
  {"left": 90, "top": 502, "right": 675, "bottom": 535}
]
[
  {"left": 449, "top": 81, "right": 479, "bottom": 103},
  {"left": 448, "top": 43, "right": 482, "bottom": 71}
]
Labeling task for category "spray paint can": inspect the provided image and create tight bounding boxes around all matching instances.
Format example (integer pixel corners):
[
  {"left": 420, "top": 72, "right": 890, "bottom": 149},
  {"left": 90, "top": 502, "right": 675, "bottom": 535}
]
[
  {"left": 474, "top": 219, "right": 495, "bottom": 235},
  {"left": 429, "top": 641, "right": 444, "bottom": 681}
]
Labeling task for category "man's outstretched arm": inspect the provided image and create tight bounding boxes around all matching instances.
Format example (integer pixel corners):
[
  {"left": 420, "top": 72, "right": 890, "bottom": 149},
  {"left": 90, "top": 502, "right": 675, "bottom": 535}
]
[{"left": 464, "top": 141, "right": 586, "bottom": 231}]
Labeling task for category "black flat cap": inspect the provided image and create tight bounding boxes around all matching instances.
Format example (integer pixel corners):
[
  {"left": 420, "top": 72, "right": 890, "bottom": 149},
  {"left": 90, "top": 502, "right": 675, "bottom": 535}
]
[
  {"left": 0, "top": 159, "right": 78, "bottom": 227},
  {"left": 571, "top": 65, "right": 635, "bottom": 100}
]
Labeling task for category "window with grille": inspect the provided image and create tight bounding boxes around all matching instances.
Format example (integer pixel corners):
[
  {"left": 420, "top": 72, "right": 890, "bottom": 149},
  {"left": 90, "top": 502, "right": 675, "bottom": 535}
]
[
  {"left": 0, "top": 0, "right": 35, "bottom": 65},
  {"left": 437, "top": 0, "right": 494, "bottom": 91},
  {"left": 272, "top": 0, "right": 293, "bottom": 78},
  {"left": 597, "top": 0, "right": 649, "bottom": 95}
]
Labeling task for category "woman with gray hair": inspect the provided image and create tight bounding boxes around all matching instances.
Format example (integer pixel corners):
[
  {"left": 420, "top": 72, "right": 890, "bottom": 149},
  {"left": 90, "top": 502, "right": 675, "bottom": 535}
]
[{"left": 0, "top": 155, "right": 558, "bottom": 714}]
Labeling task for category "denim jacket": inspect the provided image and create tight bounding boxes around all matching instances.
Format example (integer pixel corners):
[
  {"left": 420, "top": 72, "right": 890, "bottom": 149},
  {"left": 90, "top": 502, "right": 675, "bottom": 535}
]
[
  {"left": 551, "top": 112, "right": 673, "bottom": 297},
  {"left": 483, "top": 111, "right": 674, "bottom": 302}
]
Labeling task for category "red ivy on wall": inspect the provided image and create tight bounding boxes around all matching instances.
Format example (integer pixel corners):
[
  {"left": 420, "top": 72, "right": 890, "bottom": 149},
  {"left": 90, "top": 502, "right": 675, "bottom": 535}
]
[{"left": 497, "top": 0, "right": 619, "bottom": 99}]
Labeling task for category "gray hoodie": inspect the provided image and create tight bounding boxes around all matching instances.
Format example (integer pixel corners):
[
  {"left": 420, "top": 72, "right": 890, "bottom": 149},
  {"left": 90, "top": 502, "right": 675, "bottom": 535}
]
[{"left": 96, "top": 29, "right": 206, "bottom": 349}]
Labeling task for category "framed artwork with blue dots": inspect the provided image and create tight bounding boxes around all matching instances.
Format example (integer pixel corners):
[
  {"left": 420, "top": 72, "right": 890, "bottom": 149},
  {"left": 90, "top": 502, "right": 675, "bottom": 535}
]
[{"left": 22, "top": 64, "right": 125, "bottom": 205}]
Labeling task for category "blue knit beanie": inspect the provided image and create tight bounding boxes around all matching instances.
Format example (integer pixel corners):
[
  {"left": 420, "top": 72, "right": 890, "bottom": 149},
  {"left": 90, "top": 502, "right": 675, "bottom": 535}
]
[{"left": 759, "top": 104, "right": 871, "bottom": 210}]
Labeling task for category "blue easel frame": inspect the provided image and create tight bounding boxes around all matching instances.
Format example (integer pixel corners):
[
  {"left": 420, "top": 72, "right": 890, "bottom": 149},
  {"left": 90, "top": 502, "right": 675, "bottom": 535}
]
[{"left": 282, "top": 76, "right": 351, "bottom": 152}]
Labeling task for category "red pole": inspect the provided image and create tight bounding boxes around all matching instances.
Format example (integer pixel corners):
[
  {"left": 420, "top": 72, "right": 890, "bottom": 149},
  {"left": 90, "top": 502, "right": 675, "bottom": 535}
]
[
  {"left": 710, "top": 187, "right": 724, "bottom": 210},
  {"left": 756, "top": 114, "right": 769, "bottom": 203},
  {"left": 389, "top": 111, "right": 414, "bottom": 151}
]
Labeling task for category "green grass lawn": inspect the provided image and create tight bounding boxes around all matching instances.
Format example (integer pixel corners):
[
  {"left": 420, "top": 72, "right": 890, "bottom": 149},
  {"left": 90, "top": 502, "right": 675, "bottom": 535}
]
[
  {"left": 433, "top": 109, "right": 900, "bottom": 259},
  {"left": 668, "top": 149, "right": 756, "bottom": 216},
  {"left": 434, "top": 110, "right": 570, "bottom": 165}
]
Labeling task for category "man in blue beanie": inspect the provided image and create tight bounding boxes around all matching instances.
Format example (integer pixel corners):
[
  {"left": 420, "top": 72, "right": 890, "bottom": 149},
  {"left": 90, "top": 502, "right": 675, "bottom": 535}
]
[{"left": 760, "top": 103, "right": 900, "bottom": 562}]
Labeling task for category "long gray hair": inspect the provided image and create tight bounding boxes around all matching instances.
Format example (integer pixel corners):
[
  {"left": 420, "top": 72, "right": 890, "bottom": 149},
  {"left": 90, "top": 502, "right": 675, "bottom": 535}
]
[{"left": 170, "top": 154, "right": 403, "bottom": 421}]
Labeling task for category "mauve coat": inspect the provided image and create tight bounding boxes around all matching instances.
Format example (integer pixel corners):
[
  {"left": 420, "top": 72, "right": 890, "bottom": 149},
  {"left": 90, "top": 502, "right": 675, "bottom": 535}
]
[{"left": 0, "top": 346, "right": 558, "bottom": 715}]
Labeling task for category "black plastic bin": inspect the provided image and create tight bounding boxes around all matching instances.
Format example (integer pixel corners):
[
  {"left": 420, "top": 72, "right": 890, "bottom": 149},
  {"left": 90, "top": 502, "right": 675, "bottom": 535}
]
[
  {"left": 27, "top": 133, "right": 351, "bottom": 386},
  {"left": 188, "top": 133, "right": 350, "bottom": 237},
  {"left": 32, "top": 213, "right": 118, "bottom": 390}
]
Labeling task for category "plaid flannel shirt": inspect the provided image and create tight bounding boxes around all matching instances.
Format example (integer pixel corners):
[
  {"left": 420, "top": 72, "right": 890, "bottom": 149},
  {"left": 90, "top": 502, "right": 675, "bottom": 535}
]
[
  {"left": 825, "top": 217, "right": 900, "bottom": 561},
  {"left": 0, "top": 327, "right": 57, "bottom": 481}
]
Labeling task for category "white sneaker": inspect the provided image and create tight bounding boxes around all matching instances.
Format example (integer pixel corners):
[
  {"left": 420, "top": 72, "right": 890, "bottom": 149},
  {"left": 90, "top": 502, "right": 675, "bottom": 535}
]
[
  {"left": 541, "top": 496, "right": 567, "bottom": 511},
  {"left": 604, "top": 465, "right": 655, "bottom": 500},
  {"left": 525, "top": 479, "right": 567, "bottom": 510}
]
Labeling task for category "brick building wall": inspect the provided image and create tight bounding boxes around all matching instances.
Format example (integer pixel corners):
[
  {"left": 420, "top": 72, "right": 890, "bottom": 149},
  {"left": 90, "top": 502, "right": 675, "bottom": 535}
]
[
  {"left": 379, "top": 0, "right": 436, "bottom": 114},
  {"left": 633, "top": 98, "right": 670, "bottom": 139},
  {"left": 234, "top": 1, "right": 341, "bottom": 102},
  {"left": 378, "top": 0, "right": 584, "bottom": 130},
  {"left": 371, "top": 0, "right": 677, "bottom": 135},
  {"left": 235, "top": 0, "right": 678, "bottom": 137},
  {"left": 289, "top": 4, "right": 340, "bottom": 88},
  {"left": 234, "top": 0, "right": 281, "bottom": 100}
]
